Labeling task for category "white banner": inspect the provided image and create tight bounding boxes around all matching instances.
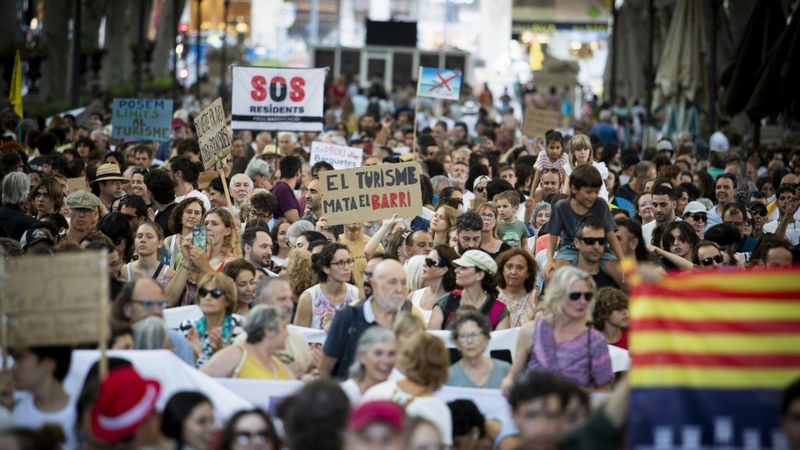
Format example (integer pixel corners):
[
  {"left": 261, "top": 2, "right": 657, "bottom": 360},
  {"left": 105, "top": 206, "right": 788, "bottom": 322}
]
[
  {"left": 310, "top": 141, "right": 363, "bottom": 169},
  {"left": 231, "top": 66, "right": 326, "bottom": 131}
]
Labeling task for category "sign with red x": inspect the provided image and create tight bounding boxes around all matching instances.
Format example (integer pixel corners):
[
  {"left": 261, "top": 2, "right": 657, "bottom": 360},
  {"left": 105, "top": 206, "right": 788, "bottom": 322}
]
[{"left": 418, "top": 67, "right": 463, "bottom": 100}]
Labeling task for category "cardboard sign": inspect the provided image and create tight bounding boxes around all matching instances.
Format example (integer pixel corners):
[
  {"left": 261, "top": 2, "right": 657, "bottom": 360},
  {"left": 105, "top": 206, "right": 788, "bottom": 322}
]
[
  {"left": 522, "top": 107, "right": 559, "bottom": 138},
  {"left": 310, "top": 141, "right": 363, "bottom": 170},
  {"left": 66, "top": 177, "right": 87, "bottom": 195},
  {"left": 111, "top": 98, "right": 173, "bottom": 141},
  {"left": 319, "top": 161, "right": 422, "bottom": 225},
  {"left": 418, "top": 67, "right": 462, "bottom": 100},
  {"left": 196, "top": 98, "right": 233, "bottom": 171},
  {"left": 0, "top": 251, "right": 107, "bottom": 347},
  {"left": 231, "top": 66, "right": 326, "bottom": 132}
]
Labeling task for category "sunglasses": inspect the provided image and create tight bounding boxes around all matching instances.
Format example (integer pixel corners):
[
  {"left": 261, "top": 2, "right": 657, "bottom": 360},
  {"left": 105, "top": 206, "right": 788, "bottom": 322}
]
[
  {"left": 199, "top": 287, "right": 225, "bottom": 299},
  {"left": 748, "top": 208, "right": 767, "bottom": 217},
  {"left": 568, "top": 291, "right": 593, "bottom": 302},
  {"left": 425, "top": 258, "right": 446, "bottom": 268},
  {"left": 578, "top": 237, "right": 606, "bottom": 246},
  {"left": 475, "top": 186, "right": 486, "bottom": 193},
  {"left": 685, "top": 213, "right": 707, "bottom": 222},
  {"left": 700, "top": 254, "right": 724, "bottom": 266}
]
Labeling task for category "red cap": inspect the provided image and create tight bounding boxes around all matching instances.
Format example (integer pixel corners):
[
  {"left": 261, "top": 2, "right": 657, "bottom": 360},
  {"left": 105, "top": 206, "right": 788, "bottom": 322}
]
[
  {"left": 349, "top": 401, "right": 406, "bottom": 433},
  {"left": 90, "top": 366, "right": 161, "bottom": 442},
  {"left": 172, "top": 117, "right": 187, "bottom": 130}
]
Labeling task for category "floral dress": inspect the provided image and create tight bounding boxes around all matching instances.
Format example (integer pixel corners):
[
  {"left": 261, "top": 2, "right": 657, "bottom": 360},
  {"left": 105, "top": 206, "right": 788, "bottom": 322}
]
[
  {"left": 498, "top": 290, "right": 536, "bottom": 327},
  {"left": 179, "top": 314, "right": 243, "bottom": 368}
]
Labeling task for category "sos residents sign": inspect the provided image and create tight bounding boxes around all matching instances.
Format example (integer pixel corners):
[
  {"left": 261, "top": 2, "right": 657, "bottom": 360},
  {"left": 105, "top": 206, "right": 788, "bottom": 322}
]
[
  {"left": 319, "top": 162, "right": 423, "bottom": 226},
  {"left": 231, "top": 66, "right": 326, "bottom": 132}
]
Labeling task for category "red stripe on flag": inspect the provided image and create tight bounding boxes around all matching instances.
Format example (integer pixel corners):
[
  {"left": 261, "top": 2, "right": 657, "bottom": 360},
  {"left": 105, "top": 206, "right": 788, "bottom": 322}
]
[
  {"left": 631, "top": 284, "right": 800, "bottom": 301},
  {"left": 633, "top": 352, "right": 800, "bottom": 368},
  {"left": 632, "top": 317, "right": 800, "bottom": 334}
]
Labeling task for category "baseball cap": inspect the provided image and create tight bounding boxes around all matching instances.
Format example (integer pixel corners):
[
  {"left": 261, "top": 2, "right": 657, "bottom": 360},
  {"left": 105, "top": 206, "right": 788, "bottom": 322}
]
[
  {"left": 91, "top": 366, "right": 161, "bottom": 442},
  {"left": 747, "top": 201, "right": 768, "bottom": 216},
  {"left": 20, "top": 227, "right": 54, "bottom": 250},
  {"left": 621, "top": 154, "right": 640, "bottom": 169},
  {"left": 453, "top": 249, "right": 497, "bottom": 275},
  {"left": 683, "top": 201, "right": 707, "bottom": 215},
  {"left": 656, "top": 140, "right": 674, "bottom": 152},
  {"left": 349, "top": 401, "right": 406, "bottom": 433},
  {"left": 473, "top": 176, "right": 491, "bottom": 190},
  {"left": 66, "top": 190, "right": 101, "bottom": 210}
]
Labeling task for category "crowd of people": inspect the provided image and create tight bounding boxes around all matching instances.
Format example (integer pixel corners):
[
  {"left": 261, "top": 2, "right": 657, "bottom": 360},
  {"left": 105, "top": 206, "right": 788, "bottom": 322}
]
[{"left": 1, "top": 74, "right": 799, "bottom": 450}]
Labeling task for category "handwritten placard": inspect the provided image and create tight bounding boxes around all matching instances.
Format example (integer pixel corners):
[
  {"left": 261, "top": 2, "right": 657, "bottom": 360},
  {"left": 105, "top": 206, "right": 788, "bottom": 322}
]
[
  {"left": 310, "top": 141, "right": 363, "bottom": 170},
  {"left": 319, "top": 161, "right": 422, "bottom": 226},
  {"left": 196, "top": 98, "right": 233, "bottom": 171},
  {"left": 0, "top": 251, "right": 107, "bottom": 347},
  {"left": 522, "top": 107, "right": 559, "bottom": 138},
  {"left": 111, "top": 98, "right": 173, "bottom": 142}
]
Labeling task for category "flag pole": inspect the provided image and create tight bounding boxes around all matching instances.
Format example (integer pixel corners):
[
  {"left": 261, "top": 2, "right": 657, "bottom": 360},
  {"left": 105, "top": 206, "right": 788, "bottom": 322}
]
[{"left": 412, "top": 67, "right": 422, "bottom": 153}]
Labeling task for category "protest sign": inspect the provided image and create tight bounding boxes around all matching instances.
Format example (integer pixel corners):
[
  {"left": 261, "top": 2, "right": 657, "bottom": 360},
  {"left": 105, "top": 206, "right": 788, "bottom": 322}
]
[
  {"left": 417, "top": 67, "right": 462, "bottom": 101},
  {"left": 310, "top": 141, "right": 363, "bottom": 170},
  {"left": 231, "top": 66, "right": 326, "bottom": 132},
  {"left": 111, "top": 98, "right": 173, "bottom": 141},
  {"left": 319, "top": 161, "right": 422, "bottom": 225},
  {"left": 628, "top": 267, "right": 800, "bottom": 450},
  {"left": 66, "top": 177, "right": 87, "bottom": 195},
  {"left": 196, "top": 98, "right": 233, "bottom": 171},
  {"left": 0, "top": 251, "right": 108, "bottom": 348},
  {"left": 522, "top": 107, "right": 559, "bottom": 138}
]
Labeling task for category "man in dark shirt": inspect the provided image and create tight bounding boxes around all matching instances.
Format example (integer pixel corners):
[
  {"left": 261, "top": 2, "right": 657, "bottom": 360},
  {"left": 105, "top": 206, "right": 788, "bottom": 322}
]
[
  {"left": 143, "top": 168, "right": 177, "bottom": 236},
  {"left": 271, "top": 156, "right": 302, "bottom": 223},
  {"left": 614, "top": 161, "right": 656, "bottom": 216},
  {"left": 0, "top": 173, "right": 36, "bottom": 240},
  {"left": 574, "top": 215, "right": 620, "bottom": 289}
]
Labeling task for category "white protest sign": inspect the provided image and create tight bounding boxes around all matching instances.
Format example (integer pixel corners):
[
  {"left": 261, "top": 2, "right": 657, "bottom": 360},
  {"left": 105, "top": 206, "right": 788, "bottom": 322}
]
[
  {"left": 231, "top": 66, "right": 326, "bottom": 132},
  {"left": 196, "top": 98, "right": 233, "bottom": 171},
  {"left": 310, "top": 141, "right": 363, "bottom": 170}
]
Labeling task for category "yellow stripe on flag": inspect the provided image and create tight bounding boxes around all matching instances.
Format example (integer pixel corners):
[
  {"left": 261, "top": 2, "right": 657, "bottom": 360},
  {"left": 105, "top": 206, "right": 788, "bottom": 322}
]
[
  {"left": 631, "top": 365, "right": 800, "bottom": 388},
  {"left": 659, "top": 271, "right": 800, "bottom": 293},
  {"left": 9, "top": 50, "right": 23, "bottom": 119},
  {"left": 631, "top": 297, "right": 800, "bottom": 321},
  {"left": 632, "top": 331, "right": 799, "bottom": 354}
]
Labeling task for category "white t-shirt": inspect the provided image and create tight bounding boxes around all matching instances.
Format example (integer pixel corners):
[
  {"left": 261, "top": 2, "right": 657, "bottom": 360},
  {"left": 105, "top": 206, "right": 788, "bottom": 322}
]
[
  {"left": 12, "top": 393, "right": 78, "bottom": 450},
  {"left": 175, "top": 189, "right": 211, "bottom": 211},
  {"left": 363, "top": 380, "right": 453, "bottom": 446},
  {"left": 340, "top": 379, "right": 362, "bottom": 406}
]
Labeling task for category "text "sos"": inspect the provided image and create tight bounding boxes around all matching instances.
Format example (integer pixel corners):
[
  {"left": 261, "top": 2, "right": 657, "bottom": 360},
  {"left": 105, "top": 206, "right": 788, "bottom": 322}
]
[{"left": 250, "top": 76, "right": 305, "bottom": 102}]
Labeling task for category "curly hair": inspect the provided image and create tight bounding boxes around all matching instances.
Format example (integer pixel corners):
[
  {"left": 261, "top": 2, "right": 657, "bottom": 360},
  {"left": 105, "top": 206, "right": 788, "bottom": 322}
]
[
  {"left": 204, "top": 207, "right": 241, "bottom": 259},
  {"left": 312, "top": 243, "right": 350, "bottom": 282},
  {"left": 285, "top": 248, "right": 318, "bottom": 297},
  {"left": 541, "top": 266, "right": 596, "bottom": 322},
  {"left": 495, "top": 248, "right": 537, "bottom": 292},
  {"left": 398, "top": 332, "right": 450, "bottom": 391},
  {"left": 591, "top": 287, "right": 628, "bottom": 330},
  {"left": 169, "top": 197, "right": 206, "bottom": 234}
]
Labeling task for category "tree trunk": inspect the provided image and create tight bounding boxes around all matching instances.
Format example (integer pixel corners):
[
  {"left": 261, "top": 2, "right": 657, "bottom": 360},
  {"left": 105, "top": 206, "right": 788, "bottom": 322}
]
[
  {"left": 81, "top": 0, "right": 107, "bottom": 52},
  {"left": 152, "top": 0, "right": 185, "bottom": 79},
  {"left": 0, "top": 0, "right": 21, "bottom": 95},
  {"left": 40, "top": 0, "right": 71, "bottom": 102},
  {"left": 102, "top": 0, "right": 134, "bottom": 88}
]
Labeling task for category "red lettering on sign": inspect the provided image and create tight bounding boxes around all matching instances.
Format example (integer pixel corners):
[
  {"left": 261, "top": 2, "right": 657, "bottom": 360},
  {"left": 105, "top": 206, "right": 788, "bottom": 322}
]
[
  {"left": 399, "top": 191, "right": 407, "bottom": 207},
  {"left": 389, "top": 192, "right": 398, "bottom": 208},
  {"left": 251, "top": 76, "right": 267, "bottom": 101},
  {"left": 290, "top": 77, "right": 305, "bottom": 101},
  {"left": 371, "top": 194, "right": 380, "bottom": 210}
]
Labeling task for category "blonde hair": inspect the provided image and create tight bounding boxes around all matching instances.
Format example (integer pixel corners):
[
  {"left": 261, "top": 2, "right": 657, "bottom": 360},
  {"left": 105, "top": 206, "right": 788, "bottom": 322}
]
[
  {"left": 541, "top": 266, "right": 597, "bottom": 323},
  {"left": 205, "top": 207, "right": 242, "bottom": 259},
  {"left": 196, "top": 272, "right": 237, "bottom": 315},
  {"left": 398, "top": 333, "right": 450, "bottom": 391},
  {"left": 285, "top": 248, "right": 317, "bottom": 297},
  {"left": 405, "top": 255, "right": 427, "bottom": 292},
  {"left": 477, "top": 202, "right": 499, "bottom": 238},
  {"left": 393, "top": 312, "right": 425, "bottom": 338},
  {"left": 569, "top": 134, "right": 593, "bottom": 167}
]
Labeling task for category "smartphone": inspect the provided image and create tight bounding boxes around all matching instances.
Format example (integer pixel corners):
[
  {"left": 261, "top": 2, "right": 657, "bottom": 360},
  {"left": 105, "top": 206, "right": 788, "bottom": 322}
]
[{"left": 192, "top": 224, "right": 207, "bottom": 250}]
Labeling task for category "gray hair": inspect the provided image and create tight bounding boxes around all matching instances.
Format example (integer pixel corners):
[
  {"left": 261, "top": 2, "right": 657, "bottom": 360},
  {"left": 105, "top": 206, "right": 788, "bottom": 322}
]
[
  {"left": 255, "top": 276, "right": 290, "bottom": 302},
  {"left": 245, "top": 158, "right": 270, "bottom": 178},
  {"left": 244, "top": 304, "right": 288, "bottom": 344},
  {"left": 348, "top": 326, "right": 396, "bottom": 380},
  {"left": 430, "top": 175, "right": 451, "bottom": 191},
  {"left": 541, "top": 266, "right": 597, "bottom": 322},
  {"left": 132, "top": 316, "right": 168, "bottom": 350},
  {"left": 287, "top": 220, "right": 315, "bottom": 247},
  {"left": 2, "top": 172, "right": 31, "bottom": 205}
]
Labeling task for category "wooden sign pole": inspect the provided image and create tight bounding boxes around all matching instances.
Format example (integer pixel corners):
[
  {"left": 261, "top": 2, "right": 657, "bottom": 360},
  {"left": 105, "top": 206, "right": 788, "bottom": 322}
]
[{"left": 98, "top": 249, "right": 109, "bottom": 380}]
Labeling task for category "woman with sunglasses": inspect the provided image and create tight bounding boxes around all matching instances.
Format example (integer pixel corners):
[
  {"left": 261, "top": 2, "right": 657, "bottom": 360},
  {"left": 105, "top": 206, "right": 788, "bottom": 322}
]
[
  {"left": 501, "top": 266, "right": 612, "bottom": 393},
  {"left": 407, "top": 245, "right": 459, "bottom": 325},
  {"left": 477, "top": 203, "right": 511, "bottom": 258},
  {"left": 217, "top": 408, "right": 281, "bottom": 450},
  {"left": 294, "top": 243, "right": 359, "bottom": 331},
  {"left": 692, "top": 240, "right": 725, "bottom": 269},
  {"left": 446, "top": 309, "right": 510, "bottom": 389},
  {"left": 682, "top": 201, "right": 708, "bottom": 238},
  {"left": 428, "top": 249, "right": 510, "bottom": 331},
  {"left": 179, "top": 272, "right": 244, "bottom": 367}
]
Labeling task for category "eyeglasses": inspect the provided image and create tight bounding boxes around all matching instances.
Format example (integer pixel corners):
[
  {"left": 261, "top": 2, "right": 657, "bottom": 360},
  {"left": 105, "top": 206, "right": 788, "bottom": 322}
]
[
  {"left": 474, "top": 186, "right": 486, "bottom": 193},
  {"left": 568, "top": 291, "right": 593, "bottom": 302},
  {"left": 425, "top": 258, "right": 446, "bottom": 268},
  {"left": 330, "top": 258, "right": 355, "bottom": 268},
  {"left": 724, "top": 220, "right": 743, "bottom": 228},
  {"left": 685, "top": 213, "right": 707, "bottom": 222},
  {"left": 479, "top": 213, "right": 495, "bottom": 220},
  {"left": 578, "top": 237, "right": 606, "bottom": 246},
  {"left": 457, "top": 331, "right": 483, "bottom": 342},
  {"left": 131, "top": 299, "right": 167, "bottom": 309},
  {"left": 235, "top": 430, "right": 269, "bottom": 445},
  {"left": 700, "top": 254, "right": 724, "bottom": 266},
  {"left": 70, "top": 208, "right": 95, "bottom": 216},
  {"left": 250, "top": 210, "right": 271, "bottom": 219},
  {"left": 199, "top": 287, "right": 226, "bottom": 299}
]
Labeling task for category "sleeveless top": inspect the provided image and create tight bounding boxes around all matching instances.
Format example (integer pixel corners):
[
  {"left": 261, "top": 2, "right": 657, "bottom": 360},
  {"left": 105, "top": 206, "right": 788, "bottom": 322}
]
[
  {"left": 233, "top": 342, "right": 293, "bottom": 380},
  {"left": 498, "top": 290, "right": 536, "bottom": 328},
  {"left": 126, "top": 262, "right": 170, "bottom": 288},
  {"left": 409, "top": 288, "right": 433, "bottom": 325},
  {"left": 310, "top": 283, "right": 360, "bottom": 331},
  {"left": 526, "top": 319, "right": 613, "bottom": 388},
  {"left": 434, "top": 290, "right": 509, "bottom": 330}
]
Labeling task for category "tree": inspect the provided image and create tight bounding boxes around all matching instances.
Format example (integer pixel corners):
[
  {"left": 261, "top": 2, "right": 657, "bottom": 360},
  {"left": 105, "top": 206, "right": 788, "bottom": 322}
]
[{"left": 152, "top": 0, "right": 186, "bottom": 80}]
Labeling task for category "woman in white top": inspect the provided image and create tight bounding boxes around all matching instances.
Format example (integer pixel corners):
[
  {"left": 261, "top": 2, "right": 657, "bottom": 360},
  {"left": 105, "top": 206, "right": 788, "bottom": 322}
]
[
  {"left": 163, "top": 197, "right": 205, "bottom": 270},
  {"left": 406, "top": 245, "right": 459, "bottom": 325},
  {"left": 294, "top": 243, "right": 359, "bottom": 331},
  {"left": 121, "top": 221, "right": 175, "bottom": 289},
  {"left": 340, "top": 327, "right": 397, "bottom": 405},
  {"left": 565, "top": 134, "right": 610, "bottom": 202}
]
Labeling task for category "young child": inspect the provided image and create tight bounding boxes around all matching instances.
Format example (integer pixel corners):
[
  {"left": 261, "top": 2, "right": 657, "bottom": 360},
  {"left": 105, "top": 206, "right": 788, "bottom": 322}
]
[
  {"left": 541, "top": 164, "right": 624, "bottom": 283},
  {"left": 494, "top": 190, "right": 529, "bottom": 250},
  {"left": 529, "top": 130, "right": 569, "bottom": 196},
  {"left": 565, "top": 134, "right": 610, "bottom": 202}
]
